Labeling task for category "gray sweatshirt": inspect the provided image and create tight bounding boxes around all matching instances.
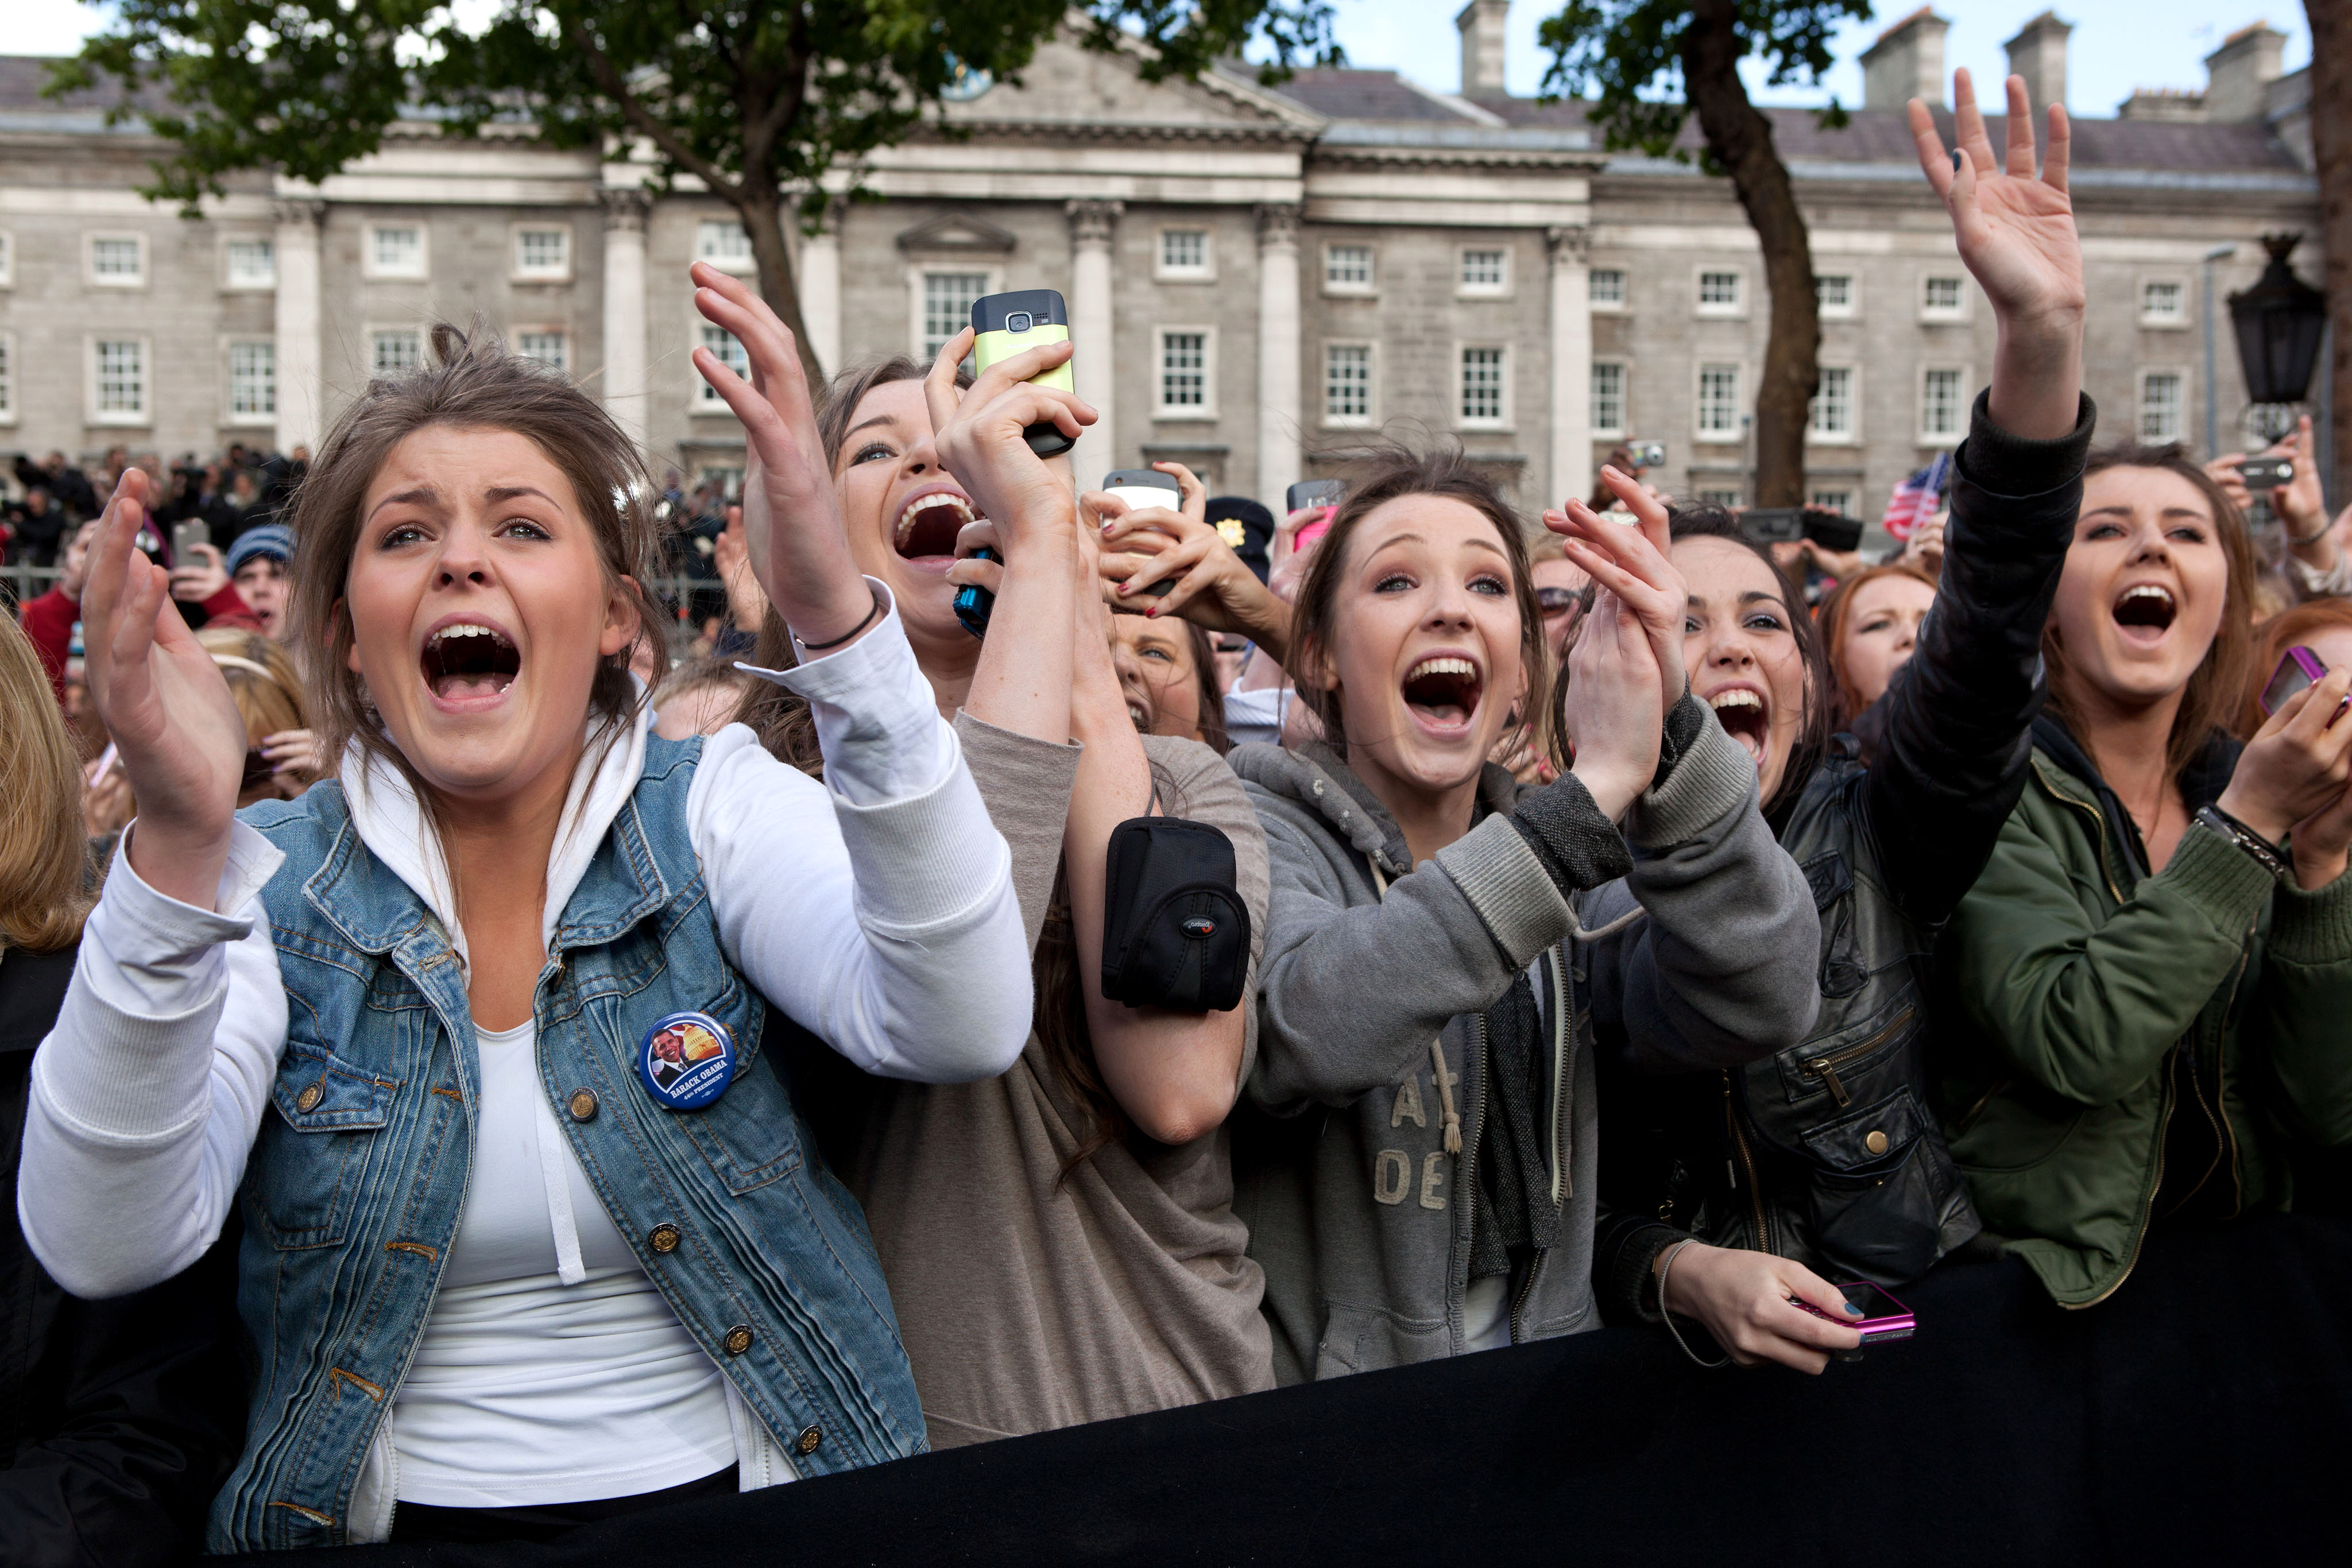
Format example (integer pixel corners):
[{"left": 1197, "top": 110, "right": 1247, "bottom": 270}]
[{"left": 1228, "top": 702, "right": 1819, "bottom": 1383}]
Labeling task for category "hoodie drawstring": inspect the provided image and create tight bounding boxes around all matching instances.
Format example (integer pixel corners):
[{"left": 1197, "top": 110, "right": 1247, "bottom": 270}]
[{"left": 1368, "top": 854, "right": 1463, "bottom": 1156}]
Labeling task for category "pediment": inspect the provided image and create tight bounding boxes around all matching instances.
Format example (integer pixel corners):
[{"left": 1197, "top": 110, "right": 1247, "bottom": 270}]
[
  {"left": 894, "top": 212, "right": 1020, "bottom": 254},
  {"left": 941, "top": 29, "right": 1322, "bottom": 134}
]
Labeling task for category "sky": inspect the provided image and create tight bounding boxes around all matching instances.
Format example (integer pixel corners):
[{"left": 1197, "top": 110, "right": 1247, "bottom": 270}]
[{"left": 7, "top": 1, "right": 2319, "bottom": 120}]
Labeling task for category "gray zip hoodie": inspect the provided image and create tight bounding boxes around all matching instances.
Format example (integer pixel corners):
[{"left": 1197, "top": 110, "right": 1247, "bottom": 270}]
[{"left": 1229, "top": 700, "right": 1819, "bottom": 1383}]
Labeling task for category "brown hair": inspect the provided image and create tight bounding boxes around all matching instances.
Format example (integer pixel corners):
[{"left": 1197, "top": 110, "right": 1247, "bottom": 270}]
[
  {"left": 1817, "top": 562, "right": 1940, "bottom": 728},
  {"left": 286, "top": 319, "right": 663, "bottom": 800},
  {"left": 2044, "top": 443, "right": 2259, "bottom": 779},
  {"left": 0, "top": 614, "right": 92, "bottom": 951},
  {"left": 196, "top": 626, "right": 308, "bottom": 745},
  {"left": 1180, "top": 619, "right": 1229, "bottom": 756},
  {"left": 2238, "top": 598, "right": 2352, "bottom": 739},
  {"left": 1289, "top": 442, "right": 1555, "bottom": 769}
]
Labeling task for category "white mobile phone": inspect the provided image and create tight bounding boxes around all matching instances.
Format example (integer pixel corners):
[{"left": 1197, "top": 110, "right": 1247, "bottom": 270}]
[{"left": 1103, "top": 469, "right": 1183, "bottom": 514}]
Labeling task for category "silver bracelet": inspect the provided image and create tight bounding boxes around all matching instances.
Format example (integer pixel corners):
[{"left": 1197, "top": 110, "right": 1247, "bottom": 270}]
[{"left": 1655, "top": 1239, "right": 1731, "bottom": 1369}]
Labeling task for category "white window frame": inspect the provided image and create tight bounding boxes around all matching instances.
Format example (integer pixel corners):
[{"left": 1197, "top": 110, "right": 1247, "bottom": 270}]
[
  {"left": 1815, "top": 272, "right": 1857, "bottom": 319},
  {"left": 86, "top": 335, "right": 152, "bottom": 425},
  {"left": 1808, "top": 364, "right": 1859, "bottom": 445},
  {"left": 1321, "top": 340, "right": 1375, "bottom": 429},
  {"left": 1153, "top": 326, "right": 1218, "bottom": 420},
  {"left": 0, "top": 331, "right": 17, "bottom": 425},
  {"left": 0, "top": 230, "right": 19, "bottom": 289},
  {"left": 695, "top": 218, "right": 757, "bottom": 276},
  {"left": 2138, "top": 276, "right": 2189, "bottom": 330},
  {"left": 1456, "top": 343, "right": 1511, "bottom": 432},
  {"left": 369, "top": 326, "right": 424, "bottom": 377},
  {"left": 694, "top": 320, "right": 752, "bottom": 413},
  {"left": 1694, "top": 361, "right": 1745, "bottom": 444},
  {"left": 516, "top": 328, "right": 568, "bottom": 373},
  {"left": 1918, "top": 364, "right": 1971, "bottom": 446},
  {"left": 1919, "top": 273, "right": 1969, "bottom": 323},
  {"left": 1457, "top": 245, "right": 1510, "bottom": 299},
  {"left": 1154, "top": 226, "right": 1214, "bottom": 282},
  {"left": 906, "top": 266, "right": 1002, "bottom": 363},
  {"left": 1694, "top": 266, "right": 1744, "bottom": 318},
  {"left": 223, "top": 338, "right": 277, "bottom": 426},
  {"left": 2138, "top": 367, "right": 2188, "bottom": 443},
  {"left": 510, "top": 224, "right": 573, "bottom": 283},
  {"left": 1587, "top": 266, "right": 1627, "bottom": 312},
  {"left": 1697, "top": 486, "right": 1746, "bottom": 509},
  {"left": 87, "top": 233, "right": 148, "bottom": 289},
  {"left": 1322, "top": 242, "right": 1375, "bottom": 296},
  {"left": 1589, "top": 358, "right": 1628, "bottom": 439},
  {"left": 1809, "top": 489, "right": 1855, "bottom": 517},
  {"left": 222, "top": 236, "right": 276, "bottom": 291},
  {"left": 365, "top": 224, "right": 428, "bottom": 281}
]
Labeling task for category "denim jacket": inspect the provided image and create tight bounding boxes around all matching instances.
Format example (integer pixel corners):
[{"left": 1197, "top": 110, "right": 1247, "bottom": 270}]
[{"left": 211, "top": 736, "right": 924, "bottom": 1551}]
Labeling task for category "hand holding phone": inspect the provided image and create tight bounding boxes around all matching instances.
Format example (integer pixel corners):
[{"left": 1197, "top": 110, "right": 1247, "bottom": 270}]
[
  {"left": 970, "top": 290, "right": 1076, "bottom": 459},
  {"left": 1793, "top": 1281, "right": 1916, "bottom": 1349},
  {"left": 2262, "top": 646, "right": 2330, "bottom": 717}
]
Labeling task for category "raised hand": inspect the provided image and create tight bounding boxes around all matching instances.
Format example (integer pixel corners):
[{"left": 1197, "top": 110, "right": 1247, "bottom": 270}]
[
  {"left": 1562, "top": 580, "right": 1663, "bottom": 822},
  {"left": 2221, "top": 668, "right": 2352, "bottom": 883},
  {"left": 1092, "top": 493, "right": 1293, "bottom": 661},
  {"left": 923, "top": 326, "right": 1095, "bottom": 551},
  {"left": 80, "top": 468, "right": 247, "bottom": 908},
  {"left": 689, "top": 261, "right": 872, "bottom": 649},
  {"left": 1545, "top": 463, "right": 1686, "bottom": 727},
  {"left": 1909, "top": 69, "right": 2084, "bottom": 439},
  {"left": 168, "top": 540, "right": 231, "bottom": 606}
]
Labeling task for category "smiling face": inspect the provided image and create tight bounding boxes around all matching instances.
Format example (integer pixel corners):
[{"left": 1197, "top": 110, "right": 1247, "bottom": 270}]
[
  {"left": 1674, "top": 535, "right": 1812, "bottom": 803},
  {"left": 1835, "top": 571, "right": 1937, "bottom": 717},
  {"left": 1315, "top": 495, "right": 1525, "bottom": 808},
  {"left": 342, "top": 425, "right": 638, "bottom": 807},
  {"left": 1111, "top": 614, "right": 1206, "bottom": 743},
  {"left": 832, "top": 378, "right": 982, "bottom": 651},
  {"left": 2049, "top": 466, "right": 2230, "bottom": 719}
]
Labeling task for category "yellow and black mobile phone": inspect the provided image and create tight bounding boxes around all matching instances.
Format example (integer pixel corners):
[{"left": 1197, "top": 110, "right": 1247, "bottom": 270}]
[{"left": 969, "top": 289, "right": 1076, "bottom": 459}]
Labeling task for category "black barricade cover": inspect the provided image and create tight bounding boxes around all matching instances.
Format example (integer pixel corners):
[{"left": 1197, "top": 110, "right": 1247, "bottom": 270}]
[{"left": 222, "top": 1215, "right": 2352, "bottom": 1567}]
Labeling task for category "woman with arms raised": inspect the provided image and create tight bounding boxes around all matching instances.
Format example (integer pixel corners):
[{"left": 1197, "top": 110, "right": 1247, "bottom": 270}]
[{"left": 17, "top": 268, "right": 1030, "bottom": 1550}]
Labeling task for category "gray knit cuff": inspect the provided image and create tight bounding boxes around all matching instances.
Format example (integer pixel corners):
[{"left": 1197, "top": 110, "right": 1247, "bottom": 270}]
[
  {"left": 1435, "top": 812, "right": 1575, "bottom": 967},
  {"left": 1626, "top": 703, "right": 1756, "bottom": 850}
]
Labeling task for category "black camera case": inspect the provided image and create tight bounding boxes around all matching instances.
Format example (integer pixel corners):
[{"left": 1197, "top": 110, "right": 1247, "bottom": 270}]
[{"left": 1100, "top": 816, "right": 1251, "bottom": 1013}]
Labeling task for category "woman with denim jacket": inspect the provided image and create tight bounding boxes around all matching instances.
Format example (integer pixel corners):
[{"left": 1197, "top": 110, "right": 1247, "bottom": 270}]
[{"left": 17, "top": 268, "right": 1031, "bottom": 1550}]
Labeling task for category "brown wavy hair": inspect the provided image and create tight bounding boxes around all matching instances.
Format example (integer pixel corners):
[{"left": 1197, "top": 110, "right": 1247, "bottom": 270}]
[
  {"left": 1818, "top": 562, "right": 1940, "bottom": 728},
  {"left": 0, "top": 613, "right": 92, "bottom": 951},
  {"left": 2239, "top": 597, "right": 2352, "bottom": 740}
]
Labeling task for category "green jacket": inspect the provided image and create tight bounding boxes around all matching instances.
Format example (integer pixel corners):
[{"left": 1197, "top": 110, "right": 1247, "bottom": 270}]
[{"left": 1938, "top": 727, "right": 2352, "bottom": 1307}]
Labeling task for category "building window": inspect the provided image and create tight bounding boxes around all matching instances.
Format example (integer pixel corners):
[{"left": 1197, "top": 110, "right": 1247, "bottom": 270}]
[
  {"left": 1697, "top": 269, "right": 1742, "bottom": 314},
  {"left": 372, "top": 330, "right": 421, "bottom": 375},
  {"left": 1699, "top": 487, "right": 1744, "bottom": 509},
  {"left": 1459, "top": 247, "right": 1507, "bottom": 294},
  {"left": 1921, "top": 274, "right": 1966, "bottom": 319},
  {"left": 226, "top": 341, "right": 276, "bottom": 421},
  {"left": 90, "top": 235, "right": 145, "bottom": 287},
  {"left": 0, "top": 335, "right": 14, "bottom": 423},
  {"left": 92, "top": 339, "right": 146, "bottom": 420},
  {"left": 1809, "top": 489, "right": 1854, "bottom": 516},
  {"left": 1325, "top": 244, "right": 1374, "bottom": 291},
  {"left": 518, "top": 331, "right": 567, "bottom": 371},
  {"left": 1589, "top": 268, "right": 1626, "bottom": 308},
  {"left": 2140, "top": 371, "right": 2184, "bottom": 442},
  {"left": 226, "top": 239, "right": 275, "bottom": 289},
  {"left": 513, "top": 227, "right": 571, "bottom": 280},
  {"left": 369, "top": 225, "right": 425, "bottom": 278},
  {"left": 0, "top": 231, "right": 12, "bottom": 288},
  {"left": 1809, "top": 366, "right": 1854, "bottom": 440},
  {"left": 1591, "top": 361, "right": 1626, "bottom": 438},
  {"left": 2141, "top": 280, "right": 2187, "bottom": 327},
  {"left": 1158, "top": 330, "right": 1212, "bottom": 415},
  {"left": 1158, "top": 228, "right": 1210, "bottom": 279},
  {"left": 1920, "top": 367, "right": 1965, "bottom": 440},
  {"left": 697, "top": 220, "right": 754, "bottom": 270},
  {"left": 1815, "top": 273, "right": 1854, "bottom": 316},
  {"left": 698, "top": 324, "right": 749, "bottom": 406},
  {"left": 1324, "top": 343, "right": 1371, "bottom": 425},
  {"left": 1697, "top": 363, "right": 1742, "bottom": 439},
  {"left": 920, "top": 271, "right": 988, "bottom": 361},
  {"left": 1459, "top": 346, "right": 1506, "bottom": 427}
]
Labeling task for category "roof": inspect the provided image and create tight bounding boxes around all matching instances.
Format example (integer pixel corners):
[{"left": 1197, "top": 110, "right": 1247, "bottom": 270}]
[
  {"left": 1266, "top": 67, "right": 1481, "bottom": 123},
  {"left": 0, "top": 55, "right": 164, "bottom": 115}
]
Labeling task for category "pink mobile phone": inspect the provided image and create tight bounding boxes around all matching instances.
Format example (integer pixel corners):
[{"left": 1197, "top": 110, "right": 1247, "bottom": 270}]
[
  {"left": 1795, "top": 1281, "right": 1916, "bottom": 1344},
  {"left": 2261, "top": 645, "right": 2328, "bottom": 717}
]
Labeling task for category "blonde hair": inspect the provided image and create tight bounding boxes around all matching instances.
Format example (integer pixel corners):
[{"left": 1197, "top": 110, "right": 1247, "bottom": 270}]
[
  {"left": 0, "top": 614, "right": 94, "bottom": 951},
  {"left": 197, "top": 626, "right": 308, "bottom": 745}
]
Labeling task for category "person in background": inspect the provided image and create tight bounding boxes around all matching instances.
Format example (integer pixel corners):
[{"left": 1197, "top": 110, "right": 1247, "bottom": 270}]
[
  {"left": 225, "top": 523, "right": 295, "bottom": 641},
  {"left": 650, "top": 656, "right": 755, "bottom": 742},
  {"left": 1526, "top": 529, "right": 1592, "bottom": 667},
  {"left": 1939, "top": 437, "right": 2352, "bottom": 1307},
  {"left": 1111, "top": 613, "right": 1228, "bottom": 754},
  {"left": 160, "top": 532, "right": 262, "bottom": 638},
  {"left": 1, "top": 611, "right": 247, "bottom": 1568},
  {"left": 2240, "top": 599, "right": 2352, "bottom": 740},
  {"left": 18, "top": 518, "right": 102, "bottom": 703},
  {"left": 4, "top": 485, "right": 66, "bottom": 568},
  {"left": 194, "top": 626, "right": 323, "bottom": 802},
  {"left": 2208, "top": 416, "right": 2351, "bottom": 602},
  {"left": 1204, "top": 496, "right": 1275, "bottom": 584},
  {"left": 1817, "top": 562, "right": 1940, "bottom": 730}
]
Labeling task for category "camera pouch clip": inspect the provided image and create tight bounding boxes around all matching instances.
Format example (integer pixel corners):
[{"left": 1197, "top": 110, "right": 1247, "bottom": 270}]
[{"left": 1100, "top": 816, "right": 1251, "bottom": 1013}]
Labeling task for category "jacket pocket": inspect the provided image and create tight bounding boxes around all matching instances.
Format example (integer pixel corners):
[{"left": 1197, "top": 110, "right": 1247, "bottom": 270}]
[
  {"left": 1798, "top": 1089, "right": 1961, "bottom": 1284},
  {"left": 252, "top": 1043, "right": 396, "bottom": 1249},
  {"left": 1313, "top": 1302, "right": 1449, "bottom": 1379}
]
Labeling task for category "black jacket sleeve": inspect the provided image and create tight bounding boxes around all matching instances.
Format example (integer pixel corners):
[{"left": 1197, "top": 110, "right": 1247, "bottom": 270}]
[{"left": 1859, "top": 390, "right": 2095, "bottom": 928}]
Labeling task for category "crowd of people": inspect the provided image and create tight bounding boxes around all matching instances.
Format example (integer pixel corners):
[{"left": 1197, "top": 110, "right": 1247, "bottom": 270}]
[{"left": 3, "top": 71, "right": 2351, "bottom": 1561}]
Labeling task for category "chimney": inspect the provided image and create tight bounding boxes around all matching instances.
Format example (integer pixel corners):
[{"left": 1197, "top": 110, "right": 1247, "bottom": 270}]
[
  {"left": 1859, "top": 9, "right": 1948, "bottom": 112},
  {"left": 2117, "top": 88, "right": 2206, "bottom": 123},
  {"left": 2003, "top": 11, "right": 2072, "bottom": 119},
  {"left": 1455, "top": 0, "right": 1510, "bottom": 98},
  {"left": 2204, "top": 22, "right": 2286, "bottom": 123}
]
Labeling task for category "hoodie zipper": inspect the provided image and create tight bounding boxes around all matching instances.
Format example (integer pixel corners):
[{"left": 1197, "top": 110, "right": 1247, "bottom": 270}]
[
  {"left": 1799, "top": 1006, "right": 1917, "bottom": 1109},
  {"left": 1508, "top": 948, "right": 1575, "bottom": 1345},
  {"left": 1722, "top": 1071, "right": 1773, "bottom": 1255}
]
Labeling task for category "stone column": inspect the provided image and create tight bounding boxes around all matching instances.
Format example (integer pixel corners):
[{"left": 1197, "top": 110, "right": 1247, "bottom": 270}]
[
  {"left": 1546, "top": 224, "right": 1594, "bottom": 509},
  {"left": 1256, "top": 203, "right": 1303, "bottom": 510},
  {"left": 271, "top": 199, "right": 325, "bottom": 456},
  {"left": 800, "top": 198, "right": 844, "bottom": 379},
  {"left": 1065, "top": 199, "right": 1123, "bottom": 492},
  {"left": 600, "top": 188, "right": 652, "bottom": 447}
]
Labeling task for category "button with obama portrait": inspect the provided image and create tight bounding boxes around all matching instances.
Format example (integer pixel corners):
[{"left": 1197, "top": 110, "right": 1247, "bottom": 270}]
[{"left": 638, "top": 1012, "right": 737, "bottom": 1111}]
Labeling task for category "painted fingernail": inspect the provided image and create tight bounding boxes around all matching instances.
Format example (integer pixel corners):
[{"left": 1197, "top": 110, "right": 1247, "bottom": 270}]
[
  {"left": 1145, "top": 605, "right": 1159, "bottom": 619},
  {"left": 1844, "top": 1302, "right": 1864, "bottom": 1316},
  {"left": 1951, "top": 149, "right": 1963, "bottom": 173}
]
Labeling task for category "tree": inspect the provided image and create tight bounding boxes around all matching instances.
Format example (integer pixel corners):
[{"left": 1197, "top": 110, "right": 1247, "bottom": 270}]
[
  {"left": 1537, "top": 1, "right": 1870, "bottom": 509},
  {"left": 55, "top": 1, "right": 1341, "bottom": 383},
  {"left": 2307, "top": 0, "right": 2350, "bottom": 504}
]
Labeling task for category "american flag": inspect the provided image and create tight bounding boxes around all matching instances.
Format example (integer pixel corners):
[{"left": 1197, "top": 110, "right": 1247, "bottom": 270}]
[{"left": 1881, "top": 451, "right": 1952, "bottom": 541}]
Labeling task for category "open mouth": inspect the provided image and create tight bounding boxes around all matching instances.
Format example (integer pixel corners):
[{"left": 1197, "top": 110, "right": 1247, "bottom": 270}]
[
  {"left": 421, "top": 622, "right": 520, "bottom": 704},
  {"left": 1709, "top": 687, "right": 1770, "bottom": 764},
  {"left": 1401, "top": 656, "right": 1483, "bottom": 732},
  {"left": 2111, "top": 583, "right": 2177, "bottom": 644},
  {"left": 892, "top": 491, "right": 977, "bottom": 562}
]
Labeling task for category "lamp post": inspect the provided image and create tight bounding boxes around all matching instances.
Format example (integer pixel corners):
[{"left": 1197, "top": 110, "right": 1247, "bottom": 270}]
[
  {"left": 2201, "top": 242, "right": 2237, "bottom": 459},
  {"left": 2227, "top": 233, "right": 2329, "bottom": 445}
]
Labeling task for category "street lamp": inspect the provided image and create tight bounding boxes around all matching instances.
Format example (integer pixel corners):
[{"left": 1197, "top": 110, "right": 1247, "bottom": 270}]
[{"left": 2229, "top": 233, "right": 2328, "bottom": 443}]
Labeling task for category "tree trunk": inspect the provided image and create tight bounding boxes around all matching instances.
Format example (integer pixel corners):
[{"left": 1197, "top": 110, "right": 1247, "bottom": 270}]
[
  {"left": 2308, "top": 0, "right": 2350, "bottom": 507},
  {"left": 736, "top": 183, "right": 826, "bottom": 389},
  {"left": 1681, "top": 0, "right": 1820, "bottom": 510}
]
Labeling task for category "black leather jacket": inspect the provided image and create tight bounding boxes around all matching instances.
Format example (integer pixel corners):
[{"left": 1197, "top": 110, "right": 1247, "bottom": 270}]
[
  {"left": 2, "top": 941, "right": 246, "bottom": 1567},
  {"left": 1598, "top": 392, "right": 2096, "bottom": 1291}
]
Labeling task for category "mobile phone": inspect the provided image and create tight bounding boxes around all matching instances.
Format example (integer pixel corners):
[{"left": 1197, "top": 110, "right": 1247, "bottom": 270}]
[
  {"left": 2261, "top": 645, "right": 2328, "bottom": 715},
  {"left": 171, "top": 520, "right": 209, "bottom": 568},
  {"left": 969, "top": 290, "right": 1074, "bottom": 459},
  {"left": 2239, "top": 456, "right": 2293, "bottom": 491},
  {"left": 1742, "top": 508, "right": 1805, "bottom": 545},
  {"left": 1801, "top": 508, "right": 1864, "bottom": 553},
  {"left": 1795, "top": 1281, "right": 1916, "bottom": 1344},
  {"left": 1287, "top": 479, "right": 1344, "bottom": 515},
  {"left": 952, "top": 547, "right": 997, "bottom": 640},
  {"left": 1101, "top": 470, "right": 1185, "bottom": 599}
]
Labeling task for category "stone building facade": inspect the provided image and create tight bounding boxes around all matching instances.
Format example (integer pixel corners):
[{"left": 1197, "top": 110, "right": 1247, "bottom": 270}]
[{"left": 0, "top": 5, "right": 2324, "bottom": 543}]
